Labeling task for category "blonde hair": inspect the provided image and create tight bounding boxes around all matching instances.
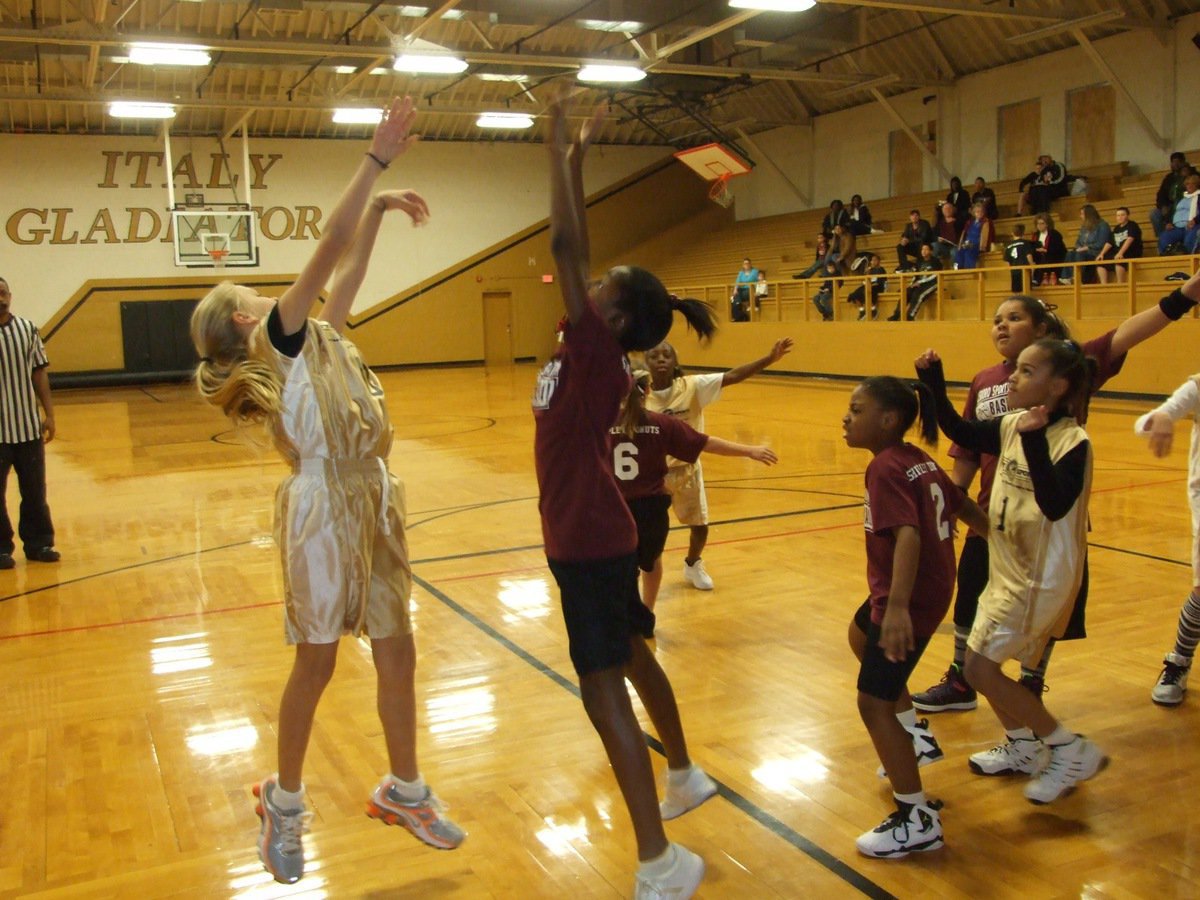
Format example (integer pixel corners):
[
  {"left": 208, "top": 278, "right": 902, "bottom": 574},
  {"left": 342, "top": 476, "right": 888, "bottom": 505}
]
[
  {"left": 190, "top": 282, "right": 283, "bottom": 425},
  {"left": 616, "top": 371, "right": 650, "bottom": 438}
]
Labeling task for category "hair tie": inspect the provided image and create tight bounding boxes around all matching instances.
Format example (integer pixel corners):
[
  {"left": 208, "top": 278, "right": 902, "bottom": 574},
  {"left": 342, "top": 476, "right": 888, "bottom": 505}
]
[
  {"left": 200, "top": 356, "right": 213, "bottom": 364},
  {"left": 668, "top": 293, "right": 680, "bottom": 306}
]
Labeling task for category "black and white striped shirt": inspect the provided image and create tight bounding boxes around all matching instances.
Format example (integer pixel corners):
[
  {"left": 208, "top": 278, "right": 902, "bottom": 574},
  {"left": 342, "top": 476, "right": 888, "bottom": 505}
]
[{"left": 0, "top": 315, "right": 49, "bottom": 443}]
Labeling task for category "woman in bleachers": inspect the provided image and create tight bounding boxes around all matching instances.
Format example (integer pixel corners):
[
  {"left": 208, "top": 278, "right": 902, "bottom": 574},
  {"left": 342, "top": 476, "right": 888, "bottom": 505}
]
[
  {"left": 832, "top": 222, "right": 858, "bottom": 276},
  {"left": 1031, "top": 212, "right": 1066, "bottom": 287},
  {"left": 1060, "top": 205, "right": 1114, "bottom": 285},
  {"left": 954, "top": 202, "right": 994, "bottom": 271},
  {"left": 935, "top": 176, "right": 971, "bottom": 225},
  {"left": 847, "top": 194, "right": 873, "bottom": 237},
  {"left": 732, "top": 257, "right": 758, "bottom": 322}
]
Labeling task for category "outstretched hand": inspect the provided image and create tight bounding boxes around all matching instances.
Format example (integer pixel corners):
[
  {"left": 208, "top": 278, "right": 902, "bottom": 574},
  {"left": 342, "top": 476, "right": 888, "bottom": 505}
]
[
  {"left": 914, "top": 348, "right": 941, "bottom": 370},
  {"left": 1144, "top": 411, "right": 1175, "bottom": 458},
  {"left": 768, "top": 337, "right": 794, "bottom": 363},
  {"left": 375, "top": 189, "right": 430, "bottom": 227},
  {"left": 749, "top": 446, "right": 778, "bottom": 465},
  {"left": 545, "top": 88, "right": 574, "bottom": 157},
  {"left": 1015, "top": 405, "right": 1051, "bottom": 432},
  {"left": 577, "top": 104, "right": 606, "bottom": 157},
  {"left": 370, "top": 97, "right": 420, "bottom": 166}
]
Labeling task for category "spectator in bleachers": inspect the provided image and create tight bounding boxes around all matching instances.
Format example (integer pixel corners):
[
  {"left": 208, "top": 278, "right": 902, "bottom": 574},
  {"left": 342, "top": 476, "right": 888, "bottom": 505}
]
[
  {"left": 1158, "top": 173, "right": 1200, "bottom": 256},
  {"left": 846, "top": 254, "right": 886, "bottom": 320},
  {"left": 1003, "top": 224, "right": 1038, "bottom": 293},
  {"left": 896, "top": 209, "right": 934, "bottom": 271},
  {"left": 1031, "top": 212, "right": 1066, "bottom": 286},
  {"left": 812, "top": 261, "right": 839, "bottom": 321},
  {"left": 831, "top": 222, "right": 857, "bottom": 276},
  {"left": 1060, "top": 204, "right": 1114, "bottom": 285},
  {"left": 888, "top": 243, "right": 940, "bottom": 321},
  {"left": 954, "top": 201, "right": 995, "bottom": 270},
  {"left": 1018, "top": 155, "right": 1069, "bottom": 215},
  {"left": 972, "top": 177, "right": 999, "bottom": 220},
  {"left": 931, "top": 202, "right": 963, "bottom": 263},
  {"left": 755, "top": 270, "right": 768, "bottom": 309},
  {"left": 1150, "top": 152, "right": 1189, "bottom": 237},
  {"left": 936, "top": 176, "right": 972, "bottom": 226},
  {"left": 793, "top": 233, "right": 831, "bottom": 280},
  {"left": 731, "top": 257, "right": 758, "bottom": 322},
  {"left": 1101, "top": 207, "right": 1143, "bottom": 284},
  {"left": 847, "top": 194, "right": 873, "bottom": 236},
  {"left": 822, "top": 200, "right": 851, "bottom": 238}
]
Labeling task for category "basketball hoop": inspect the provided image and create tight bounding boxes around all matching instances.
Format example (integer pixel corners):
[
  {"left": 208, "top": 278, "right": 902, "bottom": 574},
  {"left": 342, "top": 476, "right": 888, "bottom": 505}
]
[
  {"left": 207, "top": 248, "right": 229, "bottom": 268},
  {"left": 708, "top": 173, "right": 734, "bottom": 208}
]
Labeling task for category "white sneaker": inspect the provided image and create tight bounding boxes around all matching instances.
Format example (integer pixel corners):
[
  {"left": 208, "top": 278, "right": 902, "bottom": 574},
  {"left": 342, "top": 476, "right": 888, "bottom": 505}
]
[
  {"left": 1024, "top": 736, "right": 1107, "bottom": 804},
  {"left": 968, "top": 737, "right": 1046, "bottom": 776},
  {"left": 877, "top": 718, "right": 945, "bottom": 778},
  {"left": 660, "top": 765, "right": 718, "bottom": 820},
  {"left": 683, "top": 559, "right": 714, "bottom": 590},
  {"left": 634, "top": 843, "right": 705, "bottom": 899},
  {"left": 855, "top": 803, "right": 944, "bottom": 859},
  {"left": 1152, "top": 652, "right": 1190, "bottom": 706}
]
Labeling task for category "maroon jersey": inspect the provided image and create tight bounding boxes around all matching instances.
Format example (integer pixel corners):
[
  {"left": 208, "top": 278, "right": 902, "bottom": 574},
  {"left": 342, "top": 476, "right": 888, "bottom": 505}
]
[
  {"left": 533, "top": 301, "right": 636, "bottom": 561},
  {"left": 610, "top": 410, "right": 708, "bottom": 500},
  {"left": 949, "top": 329, "right": 1125, "bottom": 517},
  {"left": 864, "top": 443, "right": 963, "bottom": 637}
]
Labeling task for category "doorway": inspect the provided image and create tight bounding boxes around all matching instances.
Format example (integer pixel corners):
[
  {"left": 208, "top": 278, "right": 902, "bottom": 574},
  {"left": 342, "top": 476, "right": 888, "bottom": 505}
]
[{"left": 482, "top": 291, "right": 513, "bottom": 365}]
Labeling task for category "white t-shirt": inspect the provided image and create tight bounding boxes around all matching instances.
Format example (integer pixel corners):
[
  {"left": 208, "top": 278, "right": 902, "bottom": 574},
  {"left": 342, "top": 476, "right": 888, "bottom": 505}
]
[{"left": 647, "top": 372, "right": 724, "bottom": 432}]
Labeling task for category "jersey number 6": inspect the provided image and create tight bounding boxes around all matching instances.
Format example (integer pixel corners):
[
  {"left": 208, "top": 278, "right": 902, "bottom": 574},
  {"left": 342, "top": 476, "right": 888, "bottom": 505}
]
[{"left": 614, "top": 442, "right": 639, "bottom": 481}]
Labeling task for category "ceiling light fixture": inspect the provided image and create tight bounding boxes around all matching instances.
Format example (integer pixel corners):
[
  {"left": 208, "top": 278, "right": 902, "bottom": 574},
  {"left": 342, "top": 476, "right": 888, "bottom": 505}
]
[
  {"left": 393, "top": 53, "right": 468, "bottom": 74},
  {"left": 332, "top": 108, "right": 384, "bottom": 125},
  {"left": 108, "top": 101, "right": 177, "bottom": 119},
  {"left": 728, "top": 0, "right": 817, "bottom": 11},
  {"left": 577, "top": 63, "right": 646, "bottom": 84},
  {"left": 476, "top": 73, "right": 530, "bottom": 83},
  {"left": 476, "top": 112, "right": 535, "bottom": 129},
  {"left": 128, "top": 42, "right": 211, "bottom": 67}
]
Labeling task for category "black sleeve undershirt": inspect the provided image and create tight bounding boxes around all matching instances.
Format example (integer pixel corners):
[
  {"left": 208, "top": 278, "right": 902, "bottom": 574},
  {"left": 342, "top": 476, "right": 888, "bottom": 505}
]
[
  {"left": 1020, "top": 430, "right": 1089, "bottom": 521},
  {"left": 266, "top": 305, "right": 305, "bottom": 358},
  {"left": 915, "top": 360, "right": 1002, "bottom": 456}
]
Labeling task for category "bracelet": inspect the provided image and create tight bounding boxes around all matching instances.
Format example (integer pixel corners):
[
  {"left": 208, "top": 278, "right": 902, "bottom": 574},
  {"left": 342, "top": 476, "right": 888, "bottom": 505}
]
[
  {"left": 365, "top": 152, "right": 389, "bottom": 170},
  {"left": 1159, "top": 288, "right": 1196, "bottom": 321}
]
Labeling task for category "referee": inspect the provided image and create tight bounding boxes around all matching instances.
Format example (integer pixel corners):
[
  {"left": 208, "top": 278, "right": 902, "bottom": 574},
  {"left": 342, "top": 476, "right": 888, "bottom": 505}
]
[{"left": 0, "top": 276, "right": 59, "bottom": 570}]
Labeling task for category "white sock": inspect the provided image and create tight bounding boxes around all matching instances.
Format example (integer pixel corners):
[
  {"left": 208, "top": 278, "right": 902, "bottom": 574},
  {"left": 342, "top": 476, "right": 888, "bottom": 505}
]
[
  {"left": 894, "top": 789, "right": 926, "bottom": 808},
  {"left": 1005, "top": 727, "right": 1035, "bottom": 742},
  {"left": 638, "top": 844, "right": 677, "bottom": 879},
  {"left": 667, "top": 765, "right": 695, "bottom": 787},
  {"left": 896, "top": 708, "right": 918, "bottom": 730},
  {"left": 273, "top": 781, "right": 305, "bottom": 811},
  {"left": 1041, "top": 724, "right": 1075, "bottom": 747},
  {"left": 387, "top": 773, "right": 427, "bottom": 802}
]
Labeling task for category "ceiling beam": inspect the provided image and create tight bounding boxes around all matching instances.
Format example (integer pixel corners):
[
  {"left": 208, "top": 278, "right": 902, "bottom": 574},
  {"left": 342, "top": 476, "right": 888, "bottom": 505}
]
[
  {"left": 648, "top": 10, "right": 762, "bottom": 64},
  {"left": 403, "top": 0, "right": 461, "bottom": 45},
  {"left": 1007, "top": 10, "right": 1127, "bottom": 44},
  {"left": 1071, "top": 26, "right": 1167, "bottom": 150},
  {"left": 870, "top": 86, "right": 951, "bottom": 182},
  {"left": 816, "top": 0, "right": 1063, "bottom": 22}
]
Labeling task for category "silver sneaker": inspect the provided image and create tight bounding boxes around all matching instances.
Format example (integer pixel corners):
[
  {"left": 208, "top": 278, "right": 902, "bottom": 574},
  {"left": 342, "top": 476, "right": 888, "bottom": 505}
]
[
  {"left": 1152, "top": 652, "right": 1190, "bottom": 706},
  {"left": 253, "top": 777, "right": 312, "bottom": 884},
  {"left": 968, "top": 737, "right": 1046, "bottom": 776},
  {"left": 1024, "top": 736, "right": 1107, "bottom": 804}
]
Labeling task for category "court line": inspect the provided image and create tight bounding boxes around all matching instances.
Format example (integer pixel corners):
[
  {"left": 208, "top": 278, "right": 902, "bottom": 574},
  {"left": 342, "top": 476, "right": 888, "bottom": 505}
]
[{"left": 411, "top": 572, "right": 897, "bottom": 900}]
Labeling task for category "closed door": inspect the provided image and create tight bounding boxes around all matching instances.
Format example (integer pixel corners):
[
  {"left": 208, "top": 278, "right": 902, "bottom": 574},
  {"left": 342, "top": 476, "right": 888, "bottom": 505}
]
[
  {"left": 1068, "top": 84, "right": 1115, "bottom": 169},
  {"left": 999, "top": 99, "right": 1040, "bottom": 179},
  {"left": 482, "top": 291, "right": 513, "bottom": 366},
  {"left": 890, "top": 129, "right": 923, "bottom": 197}
]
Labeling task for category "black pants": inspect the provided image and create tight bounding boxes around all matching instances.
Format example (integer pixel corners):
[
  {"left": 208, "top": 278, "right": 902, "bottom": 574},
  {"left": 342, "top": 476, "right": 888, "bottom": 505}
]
[{"left": 0, "top": 439, "right": 55, "bottom": 555}]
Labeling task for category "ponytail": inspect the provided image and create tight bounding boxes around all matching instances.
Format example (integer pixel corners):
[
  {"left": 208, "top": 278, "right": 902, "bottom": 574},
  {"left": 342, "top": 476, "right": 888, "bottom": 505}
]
[
  {"left": 1034, "top": 338, "right": 1098, "bottom": 420},
  {"left": 859, "top": 375, "right": 939, "bottom": 446},
  {"left": 616, "top": 370, "right": 649, "bottom": 438},
  {"left": 606, "top": 265, "right": 717, "bottom": 351}
]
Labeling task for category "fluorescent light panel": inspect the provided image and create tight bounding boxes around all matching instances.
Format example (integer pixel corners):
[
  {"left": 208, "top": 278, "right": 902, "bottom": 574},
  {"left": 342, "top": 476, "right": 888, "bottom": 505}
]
[
  {"left": 476, "top": 112, "right": 534, "bottom": 129},
  {"left": 577, "top": 63, "right": 645, "bottom": 84},
  {"left": 108, "top": 101, "right": 177, "bottom": 119},
  {"left": 476, "top": 73, "right": 530, "bottom": 83},
  {"left": 332, "top": 108, "right": 384, "bottom": 124},
  {"left": 128, "top": 42, "right": 211, "bottom": 66},
  {"left": 393, "top": 53, "right": 468, "bottom": 74},
  {"left": 729, "top": 0, "right": 816, "bottom": 10}
]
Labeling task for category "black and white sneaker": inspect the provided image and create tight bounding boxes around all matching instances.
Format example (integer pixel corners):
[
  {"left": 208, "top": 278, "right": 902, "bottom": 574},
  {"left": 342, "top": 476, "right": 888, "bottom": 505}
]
[
  {"left": 1152, "top": 652, "right": 1190, "bottom": 706},
  {"left": 1166, "top": 271, "right": 1190, "bottom": 282},
  {"left": 877, "top": 719, "right": 945, "bottom": 778},
  {"left": 856, "top": 803, "right": 944, "bottom": 859}
]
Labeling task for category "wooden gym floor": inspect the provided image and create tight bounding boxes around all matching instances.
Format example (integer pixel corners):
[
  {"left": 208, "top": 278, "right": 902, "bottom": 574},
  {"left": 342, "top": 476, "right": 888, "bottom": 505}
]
[{"left": 0, "top": 365, "right": 1196, "bottom": 898}]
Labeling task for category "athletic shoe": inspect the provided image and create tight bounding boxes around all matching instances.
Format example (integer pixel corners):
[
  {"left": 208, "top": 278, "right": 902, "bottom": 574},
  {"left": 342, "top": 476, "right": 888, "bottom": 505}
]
[
  {"left": 1024, "top": 736, "right": 1107, "bottom": 804},
  {"left": 1019, "top": 673, "right": 1047, "bottom": 702},
  {"left": 968, "top": 737, "right": 1046, "bottom": 776},
  {"left": 25, "top": 546, "right": 59, "bottom": 563},
  {"left": 1152, "top": 652, "right": 1191, "bottom": 706},
  {"left": 366, "top": 779, "right": 465, "bottom": 849},
  {"left": 634, "top": 843, "right": 705, "bottom": 899},
  {"left": 0, "top": 553, "right": 13, "bottom": 570},
  {"left": 1059, "top": 277, "right": 1073, "bottom": 286},
  {"left": 855, "top": 803, "right": 944, "bottom": 859},
  {"left": 252, "top": 777, "right": 311, "bottom": 885},
  {"left": 1166, "top": 271, "right": 1190, "bottom": 281},
  {"left": 660, "top": 765, "right": 718, "bottom": 820},
  {"left": 683, "top": 559, "right": 714, "bottom": 591},
  {"left": 913, "top": 663, "right": 977, "bottom": 712},
  {"left": 857, "top": 307, "right": 867, "bottom": 321},
  {"left": 877, "top": 719, "right": 945, "bottom": 778}
]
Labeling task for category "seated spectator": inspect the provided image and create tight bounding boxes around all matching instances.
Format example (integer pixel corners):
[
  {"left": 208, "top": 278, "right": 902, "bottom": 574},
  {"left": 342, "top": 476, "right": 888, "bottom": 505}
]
[
  {"left": 793, "top": 233, "right": 831, "bottom": 279},
  {"left": 896, "top": 209, "right": 934, "bottom": 270},
  {"left": 1061, "top": 204, "right": 1114, "bottom": 285},
  {"left": 1018, "top": 154, "right": 1069, "bottom": 215},
  {"left": 971, "top": 177, "right": 998, "bottom": 220},
  {"left": 954, "top": 201, "right": 994, "bottom": 270},
  {"left": 821, "top": 200, "right": 851, "bottom": 237},
  {"left": 755, "top": 270, "right": 769, "bottom": 308},
  {"left": 812, "top": 261, "right": 839, "bottom": 321},
  {"left": 1158, "top": 173, "right": 1200, "bottom": 256},
  {"left": 1150, "top": 152, "right": 1189, "bottom": 237},
  {"left": 731, "top": 257, "right": 758, "bottom": 322},
  {"left": 888, "top": 244, "right": 940, "bottom": 320},
  {"left": 935, "top": 176, "right": 971, "bottom": 225},
  {"left": 1004, "top": 224, "right": 1038, "bottom": 293},
  {"left": 846, "top": 254, "right": 886, "bottom": 320},
  {"left": 931, "top": 202, "right": 963, "bottom": 262},
  {"left": 831, "top": 222, "right": 857, "bottom": 275},
  {"left": 1031, "top": 212, "right": 1066, "bottom": 286},
  {"left": 847, "top": 194, "right": 873, "bottom": 236},
  {"left": 1103, "top": 207, "right": 1143, "bottom": 284}
]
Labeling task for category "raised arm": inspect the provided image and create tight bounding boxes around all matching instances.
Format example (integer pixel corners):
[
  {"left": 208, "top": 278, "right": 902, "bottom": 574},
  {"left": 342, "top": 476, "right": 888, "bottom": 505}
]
[
  {"left": 722, "top": 338, "right": 794, "bottom": 386},
  {"left": 547, "top": 93, "right": 604, "bottom": 324},
  {"left": 1109, "top": 272, "right": 1200, "bottom": 358},
  {"left": 702, "top": 436, "right": 778, "bottom": 465},
  {"left": 1015, "top": 410, "right": 1089, "bottom": 520},
  {"left": 274, "top": 96, "right": 418, "bottom": 335},
  {"left": 914, "top": 351, "right": 1002, "bottom": 455},
  {"left": 319, "top": 190, "right": 429, "bottom": 333}
]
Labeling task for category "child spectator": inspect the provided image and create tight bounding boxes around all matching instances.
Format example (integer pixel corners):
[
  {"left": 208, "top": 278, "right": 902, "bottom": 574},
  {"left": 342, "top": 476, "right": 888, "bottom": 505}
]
[
  {"left": 889, "top": 245, "right": 939, "bottom": 321},
  {"left": 1104, "top": 207, "right": 1143, "bottom": 284},
  {"left": 847, "top": 254, "right": 886, "bottom": 320},
  {"left": 897, "top": 210, "right": 935, "bottom": 271},
  {"left": 813, "top": 261, "right": 839, "bottom": 321},
  {"left": 1004, "top": 225, "right": 1038, "bottom": 294}
]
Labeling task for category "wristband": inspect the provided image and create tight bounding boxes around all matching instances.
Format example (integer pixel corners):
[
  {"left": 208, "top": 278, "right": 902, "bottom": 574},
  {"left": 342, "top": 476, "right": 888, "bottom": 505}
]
[
  {"left": 1159, "top": 288, "right": 1196, "bottom": 321},
  {"left": 365, "top": 152, "right": 389, "bottom": 170}
]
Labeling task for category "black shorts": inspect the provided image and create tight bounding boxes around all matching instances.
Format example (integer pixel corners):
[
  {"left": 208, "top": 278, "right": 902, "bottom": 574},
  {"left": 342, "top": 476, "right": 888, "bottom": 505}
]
[
  {"left": 548, "top": 554, "right": 656, "bottom": 676},
  {"left": 627, "top": 494, "right": 672, "bottom": 572},
  {"left": 952, "top": 534, "right": 990, "bottom": 628},
  {"left": 852, "top": 599, "right": 932, "bottom": 702}
]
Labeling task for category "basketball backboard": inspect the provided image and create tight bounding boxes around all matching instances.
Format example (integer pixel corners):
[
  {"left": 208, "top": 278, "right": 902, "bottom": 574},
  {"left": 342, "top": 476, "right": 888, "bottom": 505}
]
[
  {"left": 673, "top": 143, "right": 752, "bottom": 182},
  {"left": 172, "top": 209, "right": 259, "bottom": 268}
]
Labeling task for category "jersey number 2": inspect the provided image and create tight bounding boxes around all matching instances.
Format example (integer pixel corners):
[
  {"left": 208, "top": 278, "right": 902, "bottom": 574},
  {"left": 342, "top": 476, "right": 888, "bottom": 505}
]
[
  {"left": 929, "top": 484, "right": 951, "bottom": 540},
  {"left": 614, "top": 442, "right": 639, "bottom": 481}
]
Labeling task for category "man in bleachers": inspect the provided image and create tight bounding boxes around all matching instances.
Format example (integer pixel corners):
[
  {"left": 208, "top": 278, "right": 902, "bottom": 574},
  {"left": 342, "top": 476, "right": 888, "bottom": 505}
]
[
  {"left": 1018, "top": 154, "right": 1068, "bottom": 215},
  {"left": 1103, "top": 207, "right": 1144, "bottom": 284},
  {"left": 1150, "top": 152, "right": 1189, "bottom": 238},
  {"left": 895, "top": 209, "right": 934, "bottom": 271},
  {"left": 1158, "top": 173, "right": 1200, "bottom": 256},
  {"left": 931, "top": 202, "right": 963, "bottom": 264}
]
